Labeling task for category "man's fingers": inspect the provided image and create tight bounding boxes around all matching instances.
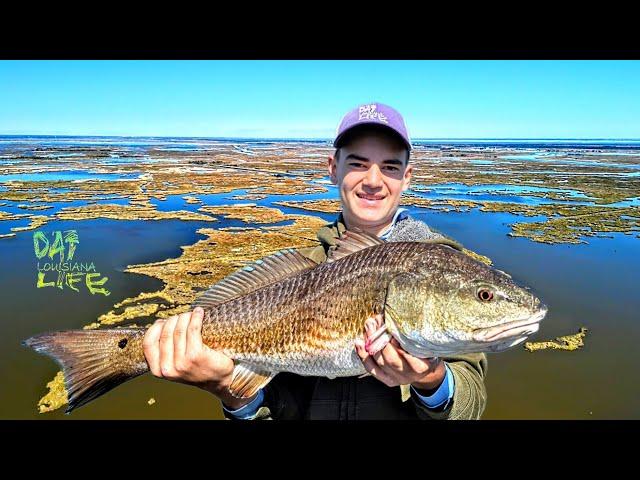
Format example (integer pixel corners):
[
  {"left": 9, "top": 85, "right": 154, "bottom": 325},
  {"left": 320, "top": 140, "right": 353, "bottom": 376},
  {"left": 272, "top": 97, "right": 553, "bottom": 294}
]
[
  {"left": 355, "top": 338, "right": 367, "bottom": 361},
  {"left": 364, "top": 314, "right": 390, "bottom": 354},
  {"left": 186, "top": 307, "right": 205, "bottom": 356},
  {"left": 363, "top": 314, "right": 384, "bottom": 333},
  {"left": 173, "top": 311, "right": 192, "bottom": 363},
  {"left": 376, "top": 343, "right": 406, "bottom": 372},
  {"left": 364, "top": 358, "right": 397, "bottom": 387},
  {"left": 355, "top": 338, "right": 398, "bottom": 387},
  {"left": 366, "top": 331, "right": 392, "bottom": 355},
  {"left": 364, "top": 318, "right": 377, "bottom": 335},
  {"left": 159, "top": 314, "right": 178, "bottom": 378},
  {"left": 143, "top": 319, "right": 166, "bottom": 377},
  {"left": 395, "top": 345, "right": 439, "bottom": 374}
]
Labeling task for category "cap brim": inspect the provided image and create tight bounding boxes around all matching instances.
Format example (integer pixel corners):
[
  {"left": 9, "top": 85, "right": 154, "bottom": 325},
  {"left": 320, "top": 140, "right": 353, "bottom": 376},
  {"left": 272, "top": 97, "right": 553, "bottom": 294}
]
[{"left": 333, "top": 122, "right": 412, "bottom": 151}]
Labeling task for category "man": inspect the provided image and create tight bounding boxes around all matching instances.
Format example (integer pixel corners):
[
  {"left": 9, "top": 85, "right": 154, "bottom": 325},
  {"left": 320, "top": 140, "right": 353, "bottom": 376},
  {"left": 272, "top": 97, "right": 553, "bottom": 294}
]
[{"left": 143, "top": 103, "right": 487, "bottom": 420}]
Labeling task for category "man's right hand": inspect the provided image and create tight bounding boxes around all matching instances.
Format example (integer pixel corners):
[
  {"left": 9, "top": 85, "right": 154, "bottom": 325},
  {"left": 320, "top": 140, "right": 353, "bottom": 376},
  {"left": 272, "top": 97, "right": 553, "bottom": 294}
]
[{"left": 142, "top": 306, "right": 257, "bottom": 410}]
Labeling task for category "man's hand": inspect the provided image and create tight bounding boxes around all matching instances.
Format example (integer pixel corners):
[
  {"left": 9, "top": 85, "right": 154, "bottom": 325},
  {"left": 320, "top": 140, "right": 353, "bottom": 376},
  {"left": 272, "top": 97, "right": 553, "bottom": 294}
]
[
  {"left": 143, "top": 306, "right": 256, "bottom": 410},
  {"left": 354, "top": 314, "right": 446, "bottom": 393}
]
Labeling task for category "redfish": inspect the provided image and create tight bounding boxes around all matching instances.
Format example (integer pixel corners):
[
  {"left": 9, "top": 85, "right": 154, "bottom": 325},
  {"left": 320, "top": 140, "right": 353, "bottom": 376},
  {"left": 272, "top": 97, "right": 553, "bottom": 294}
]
[{"left": 24, "top": 231, "right": 546, "bottom": 413}]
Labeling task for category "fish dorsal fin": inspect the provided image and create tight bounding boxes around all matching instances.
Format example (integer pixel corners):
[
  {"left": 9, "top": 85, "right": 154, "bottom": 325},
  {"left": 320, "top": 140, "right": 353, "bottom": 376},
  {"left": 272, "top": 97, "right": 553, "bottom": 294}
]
[
  {"left": 193, "top": 249, "right": 318, "bottom": 308},
  {"left": 327, "top": 229, "right": 385, "bottom": 263},
  {"left": 229, "top": 363, "right": 275, "bottom": 398}
]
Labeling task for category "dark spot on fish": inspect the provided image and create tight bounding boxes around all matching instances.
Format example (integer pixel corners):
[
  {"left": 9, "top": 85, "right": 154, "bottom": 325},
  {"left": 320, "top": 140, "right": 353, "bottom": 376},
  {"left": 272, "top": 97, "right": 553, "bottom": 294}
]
[{"left": 118, "top": 338, "right": 128, "bottom": 349}]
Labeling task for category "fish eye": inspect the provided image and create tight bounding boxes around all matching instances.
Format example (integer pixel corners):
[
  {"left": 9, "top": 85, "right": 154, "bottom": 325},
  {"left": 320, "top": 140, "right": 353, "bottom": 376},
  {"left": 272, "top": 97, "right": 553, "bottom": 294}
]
[{"left": 477, "top": 288, "right": 494, "bottom": 302}]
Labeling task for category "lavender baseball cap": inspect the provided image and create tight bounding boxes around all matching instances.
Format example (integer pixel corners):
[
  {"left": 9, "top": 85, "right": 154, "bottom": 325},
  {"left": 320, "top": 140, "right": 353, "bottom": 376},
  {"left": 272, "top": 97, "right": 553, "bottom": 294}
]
[{"left": 333, "top": 102, "right": 412, "bottom": 151}]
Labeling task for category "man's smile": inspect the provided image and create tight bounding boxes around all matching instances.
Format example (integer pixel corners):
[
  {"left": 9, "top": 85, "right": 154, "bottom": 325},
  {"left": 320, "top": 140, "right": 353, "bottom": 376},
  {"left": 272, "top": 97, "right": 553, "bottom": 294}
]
[{"left": 356, "top": 192, "right": 386, "bottom": 202}]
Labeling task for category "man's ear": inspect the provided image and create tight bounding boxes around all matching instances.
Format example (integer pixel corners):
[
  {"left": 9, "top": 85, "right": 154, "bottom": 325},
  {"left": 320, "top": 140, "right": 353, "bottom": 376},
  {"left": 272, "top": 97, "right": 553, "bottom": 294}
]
[
  {"left": 328, "top": 155, "right": 338, "bottom": 185},
  {"left": 402, "top": 164, "right": 413, "bottom": 191}
]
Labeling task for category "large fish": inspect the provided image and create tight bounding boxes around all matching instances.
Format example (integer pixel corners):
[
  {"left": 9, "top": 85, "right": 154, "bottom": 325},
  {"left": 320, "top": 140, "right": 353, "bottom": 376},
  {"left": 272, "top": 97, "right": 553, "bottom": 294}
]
[{"left": 24, "top": 231, "right": 547, "bottom": 413}]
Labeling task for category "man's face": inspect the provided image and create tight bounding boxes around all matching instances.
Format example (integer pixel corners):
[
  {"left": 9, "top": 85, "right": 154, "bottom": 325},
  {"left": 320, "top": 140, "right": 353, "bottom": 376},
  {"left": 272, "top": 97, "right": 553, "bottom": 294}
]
[{"left": 328, "top": 132, "right": 412, "bottom": 233}]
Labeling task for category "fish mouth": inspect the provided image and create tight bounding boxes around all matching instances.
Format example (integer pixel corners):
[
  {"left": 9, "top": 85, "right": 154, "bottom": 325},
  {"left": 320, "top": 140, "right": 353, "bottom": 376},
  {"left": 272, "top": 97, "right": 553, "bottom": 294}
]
[{"left": 472, "top": 306, "right": 548, "bottom": 343}]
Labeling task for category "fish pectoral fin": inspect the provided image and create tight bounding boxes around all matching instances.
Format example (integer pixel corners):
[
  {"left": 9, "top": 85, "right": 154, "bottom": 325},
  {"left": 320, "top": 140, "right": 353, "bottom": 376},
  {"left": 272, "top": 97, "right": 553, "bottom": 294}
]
[
  {"left": 229, "top": 363, "right": 275, "bottom": 399},
  {"left": 400, "top": 384, "right": 411, "bottom": 403}
]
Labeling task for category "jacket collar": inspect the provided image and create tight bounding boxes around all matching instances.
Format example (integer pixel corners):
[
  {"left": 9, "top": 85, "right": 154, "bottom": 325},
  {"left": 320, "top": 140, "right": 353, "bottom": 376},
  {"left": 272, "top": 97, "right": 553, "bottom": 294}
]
[
  {"left": 316, "top": 212, "right": 347, "bottom": 249},
  {"left": 316, "top": 209, "right": 408, "bottom": 248}
]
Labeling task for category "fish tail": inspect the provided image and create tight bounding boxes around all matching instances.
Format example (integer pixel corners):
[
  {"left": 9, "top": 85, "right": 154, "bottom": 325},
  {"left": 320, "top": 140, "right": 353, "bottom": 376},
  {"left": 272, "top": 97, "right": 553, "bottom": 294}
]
[{"left": 23, "top": 328, "right": 149, "bottom": 414}]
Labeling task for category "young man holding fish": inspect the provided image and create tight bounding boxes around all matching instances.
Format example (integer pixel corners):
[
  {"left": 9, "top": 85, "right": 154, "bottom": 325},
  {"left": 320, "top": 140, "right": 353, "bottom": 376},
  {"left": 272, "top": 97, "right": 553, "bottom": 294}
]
[{"left": 142, "top": 103, "right": 489, "bottom": 420}]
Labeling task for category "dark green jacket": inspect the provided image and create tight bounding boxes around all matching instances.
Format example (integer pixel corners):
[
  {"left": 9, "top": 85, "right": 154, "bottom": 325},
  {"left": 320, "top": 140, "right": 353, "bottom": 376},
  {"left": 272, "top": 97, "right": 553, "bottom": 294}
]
[{"left": 224, "top": 215, "right": 488, "bottom": 420}]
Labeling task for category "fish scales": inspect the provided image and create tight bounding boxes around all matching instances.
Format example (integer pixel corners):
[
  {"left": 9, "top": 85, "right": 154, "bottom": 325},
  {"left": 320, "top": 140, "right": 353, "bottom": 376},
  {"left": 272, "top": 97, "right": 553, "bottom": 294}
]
[{"left": 200, "top": 242, "right": 422, "bottom": 375}]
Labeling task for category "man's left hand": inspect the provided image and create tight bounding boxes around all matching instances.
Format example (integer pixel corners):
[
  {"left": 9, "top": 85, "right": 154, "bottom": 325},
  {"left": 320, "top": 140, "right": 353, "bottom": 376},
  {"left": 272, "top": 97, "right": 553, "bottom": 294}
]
[{"left": 355, "top": 313, "right": 446, "bottom": 392}]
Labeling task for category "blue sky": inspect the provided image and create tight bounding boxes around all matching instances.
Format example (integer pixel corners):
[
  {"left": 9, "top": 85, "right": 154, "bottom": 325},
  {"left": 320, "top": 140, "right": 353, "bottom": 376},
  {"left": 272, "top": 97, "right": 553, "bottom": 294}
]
[{"left": 1, "top": 60, "right": 638, "bottom": 138}]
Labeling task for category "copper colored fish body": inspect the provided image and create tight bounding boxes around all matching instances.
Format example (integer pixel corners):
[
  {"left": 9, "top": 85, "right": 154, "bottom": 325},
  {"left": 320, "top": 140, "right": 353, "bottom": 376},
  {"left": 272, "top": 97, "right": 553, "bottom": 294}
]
[
  {"left": 199, "top": 241, "right": 418, "bottom": 377},
  {"left": 24, "top": 231, "right": 547, "bottom": 413}
]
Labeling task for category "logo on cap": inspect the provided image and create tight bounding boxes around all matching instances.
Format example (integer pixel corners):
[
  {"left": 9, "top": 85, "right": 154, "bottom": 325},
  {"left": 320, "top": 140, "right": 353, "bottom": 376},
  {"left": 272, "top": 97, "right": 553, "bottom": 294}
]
[{"left": 358, "top": 104, "right": 388, "bottom": 124}]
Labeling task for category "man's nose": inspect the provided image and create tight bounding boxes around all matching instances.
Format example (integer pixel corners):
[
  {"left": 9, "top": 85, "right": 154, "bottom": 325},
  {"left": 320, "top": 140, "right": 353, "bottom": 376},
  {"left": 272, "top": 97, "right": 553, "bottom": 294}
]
[{"left": 363, "top": 164, "right": 383, "bottom": 189}]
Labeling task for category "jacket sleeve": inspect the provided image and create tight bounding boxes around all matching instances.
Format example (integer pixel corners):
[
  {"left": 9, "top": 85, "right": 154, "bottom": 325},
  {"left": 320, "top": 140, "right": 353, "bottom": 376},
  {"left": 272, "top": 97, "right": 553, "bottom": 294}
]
[
  {"left": 297, "top": 244, "right": 328, "bottom": 264},
  {"left": 411, "top": 353, "right": 488, "bottom": 420}
]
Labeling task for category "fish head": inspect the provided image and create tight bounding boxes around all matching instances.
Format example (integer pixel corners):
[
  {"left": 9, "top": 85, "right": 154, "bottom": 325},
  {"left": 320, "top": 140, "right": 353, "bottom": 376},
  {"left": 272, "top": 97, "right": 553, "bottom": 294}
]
[
  {"left": 384, "top": 245, "right": 548, "bottom": 357},
  {"left": 448, "top": 269, "right": 547, "bottom": 353}
]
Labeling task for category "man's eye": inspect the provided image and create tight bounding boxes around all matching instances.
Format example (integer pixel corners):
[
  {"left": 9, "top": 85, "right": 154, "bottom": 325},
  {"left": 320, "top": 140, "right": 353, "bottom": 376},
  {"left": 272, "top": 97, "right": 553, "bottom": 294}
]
[
  {"left": 349, "top": 163, "right": 364, "bottom": 167},
  {"left": 384, "top": 166, "right": 399, "bottom": 171}
]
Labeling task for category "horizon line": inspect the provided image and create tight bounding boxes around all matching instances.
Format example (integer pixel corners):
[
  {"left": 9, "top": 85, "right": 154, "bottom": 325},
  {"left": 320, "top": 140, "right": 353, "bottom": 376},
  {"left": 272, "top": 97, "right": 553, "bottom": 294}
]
[{"left": 1, "top": 134, "right": 640, "bottom": 141}]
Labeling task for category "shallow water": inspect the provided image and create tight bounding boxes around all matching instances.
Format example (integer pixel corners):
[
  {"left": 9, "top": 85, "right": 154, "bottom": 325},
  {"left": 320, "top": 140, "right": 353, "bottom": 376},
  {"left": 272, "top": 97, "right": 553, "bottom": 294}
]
[
  {"left": 500, "top": 151, "right": 640, "bottom": 170},
  {"left": 412, "top": 182, "right": 593, "bottom": 206},
  {"left": 1, "top": 138, "right": 639, "bottom": 420},
  {"left": 0, "top": 198, "right": 131, "bottom": 216},
  {"left": 0, "top": 170, "right": 140, "bottom": 182},
  {"left": 416, "top": 209, "right": 640, "bottom": 418}
]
